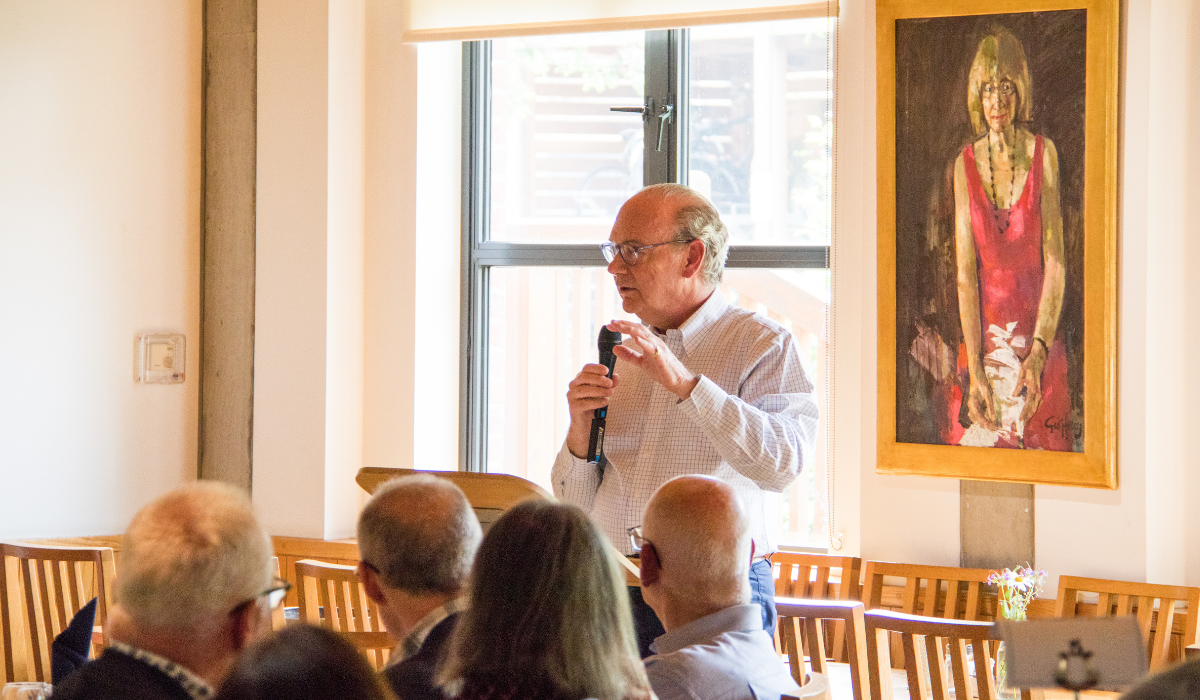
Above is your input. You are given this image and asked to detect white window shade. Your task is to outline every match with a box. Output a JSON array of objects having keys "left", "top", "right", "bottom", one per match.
[{"left": 404, "top": 0, "right": 838, "bottom": 42}]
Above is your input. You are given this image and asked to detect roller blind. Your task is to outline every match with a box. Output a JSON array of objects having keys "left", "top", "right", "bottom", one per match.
[{"left": 404, "top": 0, "right": 838, "bottom": 42}]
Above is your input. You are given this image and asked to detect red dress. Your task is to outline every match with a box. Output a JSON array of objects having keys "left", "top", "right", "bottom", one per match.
[{"left": 949, "top": 135, "right": 1074, "bottom": 451}]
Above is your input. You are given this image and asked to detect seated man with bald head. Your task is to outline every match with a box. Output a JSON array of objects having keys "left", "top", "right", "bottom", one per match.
[
  {"left": 53, "top": 482, "right": 280, "bottom": 700},
  {"left": 356, "top": 474, "right": 483, "bottom": 700},
  {"left": 638, "top": 475, "right": 800, "bottom": 700}
]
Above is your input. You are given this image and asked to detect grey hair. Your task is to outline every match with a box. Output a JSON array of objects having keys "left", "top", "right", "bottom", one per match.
[
  {"left": 356, "top": 475, "right": 482, "bottom": 595},
  {"left": 117, "top": 482, "right": 274, "bottom": 633},
  {"left": 639, "top": 183, "right": 729, "bottom": 285}
]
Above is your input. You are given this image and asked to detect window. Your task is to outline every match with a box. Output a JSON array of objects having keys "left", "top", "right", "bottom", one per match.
[{"left": 461, "top": 19, "right": 833, "bottom": 546}]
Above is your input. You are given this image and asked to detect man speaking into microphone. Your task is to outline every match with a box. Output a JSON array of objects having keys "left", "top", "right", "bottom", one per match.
[{"left": 551, "top": 183, "right": 819, "bottom": 657}]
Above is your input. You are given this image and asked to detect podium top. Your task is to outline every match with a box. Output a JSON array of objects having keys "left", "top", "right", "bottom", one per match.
[{"left": 356, "top": 467, "right": 553, "bottom": 511}]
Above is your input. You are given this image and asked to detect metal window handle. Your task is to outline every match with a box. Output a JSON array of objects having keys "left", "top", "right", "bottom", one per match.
[
  {"left": 655, "top": 104, "right": 673, "bottom": 152},
  {"left": 608, "top": 102, "right": 672, "bottom": 151}
]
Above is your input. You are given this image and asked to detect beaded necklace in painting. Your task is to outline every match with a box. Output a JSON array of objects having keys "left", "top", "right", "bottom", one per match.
[{"left": 985, "top": 132, "right": 1016, "bottom": 234}]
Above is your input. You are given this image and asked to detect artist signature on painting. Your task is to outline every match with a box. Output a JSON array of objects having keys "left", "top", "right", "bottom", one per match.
[{"left": 1044, "top": 416, "right": 1081, "bottom": 441}]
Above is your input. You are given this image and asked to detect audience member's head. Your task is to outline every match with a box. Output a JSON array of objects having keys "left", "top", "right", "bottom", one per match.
[
  {"left": 437, "top": 500, "right": 650, "bottom": 700},
  {"left": 212, "top": 625, "right": 397, "bottom": 700},
  {"left": 356, "top": 474, "right": 482, "bottom": 640},
  {"left": 638, "top": 475, "right": 752, "bottom": 630},
  {"left": 112, "top": 481, "right": 277, "bottom": 684}
]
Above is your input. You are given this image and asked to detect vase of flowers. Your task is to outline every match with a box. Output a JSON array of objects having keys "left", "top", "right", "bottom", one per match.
[{"left": 989, "top": 565, "right": 1047, "bottom": 700}]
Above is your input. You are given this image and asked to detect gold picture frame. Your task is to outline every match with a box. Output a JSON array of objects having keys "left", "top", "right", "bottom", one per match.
[{"left": 876, "top": 0, "right": 1117, "bottom": 487}]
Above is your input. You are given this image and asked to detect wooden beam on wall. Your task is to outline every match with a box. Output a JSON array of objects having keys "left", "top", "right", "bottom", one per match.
[{"left": 200, "top": 0, "right": 257, "bottom": 489}]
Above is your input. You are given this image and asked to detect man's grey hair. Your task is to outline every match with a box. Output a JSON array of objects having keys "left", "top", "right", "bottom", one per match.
[
  {"left": 640, "top": 183, "right": 729, "bottom": 285},
  {"left": 117, "top": 482, "right": 274, "bottom": 633},
  {"left": 357, "top": 475, "right": 482, "bottom": 595}
]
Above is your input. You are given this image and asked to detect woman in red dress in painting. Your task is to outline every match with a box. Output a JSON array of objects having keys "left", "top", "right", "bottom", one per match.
[{"left": 951, "top": 28, "right": 1073, "bottom": 451}]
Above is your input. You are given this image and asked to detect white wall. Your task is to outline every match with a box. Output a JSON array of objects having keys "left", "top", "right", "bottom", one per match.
[
  {"left": 0, "top": 0, "right": 201, "bottom": 537},
  {"left": 362, "top": 9, "right": 462, "bottom": 476},
  {"left": 255, "top": 0, "right": 367, "bottom": 539},
  {"left": 846, "top": 0, "right": 1200, "bottom": 587}
]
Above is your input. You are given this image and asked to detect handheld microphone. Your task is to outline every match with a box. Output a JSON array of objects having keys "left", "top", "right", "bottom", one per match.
[{"left": 587, "top": 327, "right": 622, "bottom": 464}]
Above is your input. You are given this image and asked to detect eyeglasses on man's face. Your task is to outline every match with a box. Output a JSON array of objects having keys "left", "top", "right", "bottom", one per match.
[
  {"left": 628, "top": 525, "right": 647, "bottom": 554},
  {"left": 232, "top": 577, "right": 292, "bottom": 614},
  {"left": 601, "top": 239, "right": 693, "bottom": 267}
]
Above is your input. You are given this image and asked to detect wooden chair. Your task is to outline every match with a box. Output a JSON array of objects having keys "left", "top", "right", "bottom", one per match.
[
  {"left": 0, "top": 541, "right": 116, "bottom": 683},
  {"left": 773, "top": 553, "right": 863, "bottom": 662},
  {"left": 864, "top": 609, "right": 997, "bottom": 700},
  {"left": 294, "top": 559, "right": 393, "bottom": 669},
  {"left": 863, "top": 561, "right": 997, "bottom": 673},
  {"left": 1053, "top": 575, "right": 1200, "bottom": 670},
  {"left": 776, "top": 598, "right": 870, "bottom": 700}
]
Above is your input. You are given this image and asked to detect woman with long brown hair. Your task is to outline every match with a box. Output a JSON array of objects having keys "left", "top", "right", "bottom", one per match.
[{"left": 437, "top": 500, "right": 651, "bottom": 700}]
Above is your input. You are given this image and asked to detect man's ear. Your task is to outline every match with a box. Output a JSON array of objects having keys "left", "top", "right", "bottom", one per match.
[
  {"left": 229, "top": 601, "right": 267, "bottom": 651},
  {"left": 358, "top": 562, "right": 387, "bottom": 605},
  {"left": 680, "top": 239, "right": 706, "bottom": 279},
  {"left": 639, "top": 542, "right": 662, "bottom": 587}
]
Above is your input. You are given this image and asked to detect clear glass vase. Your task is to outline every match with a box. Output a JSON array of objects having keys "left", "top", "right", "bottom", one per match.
[{"left": 996, "top": 640, "right": 1019, "bottom": 700}]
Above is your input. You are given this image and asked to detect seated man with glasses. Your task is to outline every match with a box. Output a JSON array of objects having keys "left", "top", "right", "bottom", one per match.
[
  {"left": 356, "top": 474, "right": 482, "bottom": 700},
  {"left": 53, "top": 482, "right": 279, "bottom": 700},
  {"left": 638, "top": 475, "right": 800, "bottom": 700},
  {"left": 553, "top": 182, "right": 819, "bottom": 656}
]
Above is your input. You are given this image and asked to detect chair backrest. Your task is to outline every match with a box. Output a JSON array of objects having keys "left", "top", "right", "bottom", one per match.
[
  {"left": 1054, "top": 575, "right": 1200, "bottom": 670},
  {"left": 294, "top": 559, "right": 394, "bottom": 670},
  {"left": 864, "top": 609, "right": 997, "bottom": 700},
  {"left": 863, "top": 561, "right": 996, "bottom": 620},
  {"left": 0, "top": 541, "right": 116, "bottom": 683},
  {"left": 774, "top": 552, "right": 863, "bottom": 601},
  {"left": 776, "top": 598, "right": 869, "bottom": 700}
]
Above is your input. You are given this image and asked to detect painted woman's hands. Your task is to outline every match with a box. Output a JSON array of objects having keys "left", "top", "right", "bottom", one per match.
[{"left": 1014, "top": 342, "right": 1047, "bottom": 424}]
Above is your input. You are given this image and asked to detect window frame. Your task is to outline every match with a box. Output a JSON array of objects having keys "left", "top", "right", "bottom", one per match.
[{"left": 459, "top": 30, "right": 832, "bottom": 474}]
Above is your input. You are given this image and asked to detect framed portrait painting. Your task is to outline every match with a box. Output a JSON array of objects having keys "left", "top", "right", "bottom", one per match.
[{"left": 876, "top": 0, "right": 1118, "bottom": 487}]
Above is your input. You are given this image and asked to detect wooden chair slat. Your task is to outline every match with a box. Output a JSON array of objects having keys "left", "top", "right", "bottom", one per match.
[
  {"left": 924, "top": 633, "right": 949, "bottom": 700},
  {"left": 974, "top": 639, "right": 997, "bottom": 700},
  {"left": 1151, "top": 601, "right": 1177, "bottom": 668},
  {"left": 50, "top": 561, "right": 69, "bottom": 637},
  {"left": 900, "top": 629, "right": 928, "bottom": 700},
  {"left": 803, "top": 616, "right": 828, "bottom": 675},
  {"left": 921, "top": 579, "right": 940, "bottom": 617}
]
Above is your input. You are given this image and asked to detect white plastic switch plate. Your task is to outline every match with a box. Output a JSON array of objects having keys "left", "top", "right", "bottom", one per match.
[{"left": 136, "top": 333, "right": 185, "bottom": 384}]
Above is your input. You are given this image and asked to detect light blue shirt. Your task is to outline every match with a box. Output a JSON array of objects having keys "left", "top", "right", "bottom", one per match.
[{"left": 645, "top": 604, "right": 801, "bottom": 700}]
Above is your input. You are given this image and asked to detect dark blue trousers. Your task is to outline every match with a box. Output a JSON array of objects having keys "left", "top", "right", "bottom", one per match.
[{"left": 629, "top": 558, "right": 777, "bottom": 659}]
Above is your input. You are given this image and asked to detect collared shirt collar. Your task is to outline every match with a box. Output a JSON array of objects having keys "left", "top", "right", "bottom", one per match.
[
  {"left": 649, "top": 603, "right": 763, "bottom": 656},
  {"left": 655, "top": 289, "right": 729, "bottom": 358},
  {"left": 108, "top": 640, "right": 213, "bottom": 700},
  {"left": 395, "top": 596, "right": 468, "bottom": 664}
]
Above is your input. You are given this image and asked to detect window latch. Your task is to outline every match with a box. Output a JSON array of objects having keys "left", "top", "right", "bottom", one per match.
[
  {"left": 654, "top": 103, "right": 673, "bottom": 152},
  {"left": 609, "top": 100, "right": 672, "bottom": 152}
]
